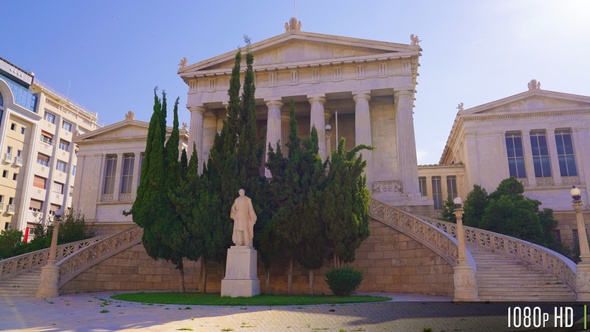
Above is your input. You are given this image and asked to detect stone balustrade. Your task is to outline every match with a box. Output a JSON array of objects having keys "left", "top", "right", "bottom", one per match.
[
  {"left": 369, "top": 198, "right": 477, "bottom": 270},
  {"left": 418, "top": 214, "right": 577, "bottom": 290},
  {"left": 57, "top": 226, "right": 143, "bottom": 288},
  {"left": 0, "top": 235, "right": 107, "bottom": 280}
]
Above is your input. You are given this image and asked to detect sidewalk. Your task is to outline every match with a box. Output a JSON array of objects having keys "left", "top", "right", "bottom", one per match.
[{"left": 0, "top": 292, "right": 585, "bottom": 331}]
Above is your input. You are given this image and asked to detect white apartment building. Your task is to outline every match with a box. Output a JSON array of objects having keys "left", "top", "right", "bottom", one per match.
[{"left": 0, "top": 57, "right": 99, "bottom": 239}]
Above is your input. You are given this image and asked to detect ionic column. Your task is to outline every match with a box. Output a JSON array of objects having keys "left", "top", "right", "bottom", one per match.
[
  {"left": 395, "top": 90, "right": 420, "bottom": 196},
  {"left": 308, "top": 96, "right": 326, "bottom": 160},
  {"left": 281, "top": 112, "right": 291, "bottom": 156},
  {"left": 189, "top": 106, "right": 206, "bottom": 173},
  {"left": 521, "top": 131, "right": 536, "bottom": 187},
  {"left": 325, "top": 112, "right": 332, "bottom": 158},
  {"left": 112, "top": 153, "right": 123, "bottom": 201},
  {"left": 265, "top": 100, "right": 283, "bottom": 177},
  {"left": 546, "top": 128, "right": 562, "bottom": 186},
  {"left": 130, "top": 153, "right": 141, "bottom": 199},
  {"left": 353, "top": 92, "right": 373, "bottom": 184}
]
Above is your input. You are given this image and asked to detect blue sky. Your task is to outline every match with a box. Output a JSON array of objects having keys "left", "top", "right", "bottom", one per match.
[{"left": 2, "top": 0, "right": 588, "bottom": 165}]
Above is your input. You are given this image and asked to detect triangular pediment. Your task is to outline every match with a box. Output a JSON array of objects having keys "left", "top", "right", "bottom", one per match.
[
  {"left": 462, "top": 89, "right": 590, "bottom": 117},
  {"left": 74, "top": 119, "right": 149, "bottom": 144},
  {"left": 179, "top": 30, "right": 420, "bottom": 77}
]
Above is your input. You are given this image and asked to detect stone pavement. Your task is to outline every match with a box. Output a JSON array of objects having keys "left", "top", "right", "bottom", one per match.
[{"left": 0, "top": 292, "right": 587, "bottom": 331}]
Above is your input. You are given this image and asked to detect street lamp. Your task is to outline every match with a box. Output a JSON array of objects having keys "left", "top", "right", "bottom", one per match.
[
  {"left": 453, "top": 197, "right": 467, "bottom": 265},
  {"left": 571, "top": 186, "right": 590, "bottom": 263},
  {"left": 36, "top": 208, "right": 63, "bottom": 298},
  {"left": 47, "top": 208, "right": 64, "bottom": 265}
]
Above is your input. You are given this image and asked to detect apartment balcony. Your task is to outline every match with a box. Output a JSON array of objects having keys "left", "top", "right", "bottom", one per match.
[
  {"left": 3, "top": 153, "right": 13, "bottom": 164},
  {"left": 7, "top": 204, "right": 16, "bottom": 215},
  {"left": 14, "top": 156, "right": 23, "bottom": 167}
]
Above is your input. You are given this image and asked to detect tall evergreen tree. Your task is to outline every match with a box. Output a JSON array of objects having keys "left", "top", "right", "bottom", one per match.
[
  {"left": 463, "top": 185, "right": 488, "bottom": 227},
  {"left": 322, "top": 138, "right": 372, "bottom": 267},
  {"left": 126, "top": 90, "right": 185, "bottom": 291}
]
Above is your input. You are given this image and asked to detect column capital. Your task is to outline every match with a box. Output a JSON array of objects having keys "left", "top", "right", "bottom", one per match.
[
  {"left": 394, "top": 90, "right": 414, "bottom": 99},
  {"left": 265, "top": 100, "right": 283, "bottom": 108},
  {"left": 352, "top": 92, "right": 371, "bottom": 102},
  {"left": 308, "top": 95, "right": 326, "bottom": 104},
  {"left": 189, "top": 105, "right": 207, "bottom": 114}
]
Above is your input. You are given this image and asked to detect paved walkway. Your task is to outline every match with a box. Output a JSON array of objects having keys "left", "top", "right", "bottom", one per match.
[{"left": 0, "top": 292, "right": 586, "bottom": 331}]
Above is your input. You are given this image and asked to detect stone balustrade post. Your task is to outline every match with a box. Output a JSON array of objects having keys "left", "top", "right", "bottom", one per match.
[
  {"left": 574, "top": 198, "right": 590, "bottom": 301},
  {"left": 453, "top": 203, "right": 479, "bottom": 301},
  {"left": 36, "top": 219, "right": 61, "bottom": 298}
]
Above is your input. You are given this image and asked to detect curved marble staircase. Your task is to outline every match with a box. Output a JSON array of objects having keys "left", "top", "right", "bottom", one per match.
[
  {"left": 469, "top": 245, "right": 576, "bottom": 301},
  {"left": 0, "top": 199, "right": 579, "bottom": 301}
]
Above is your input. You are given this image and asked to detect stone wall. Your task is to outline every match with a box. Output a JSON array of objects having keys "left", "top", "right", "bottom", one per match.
[
  {"left": 553, "top": 210, "right": 590, "bottom": 248},
  {"left": 61, "top": 218, "right": 454, "bottom": 296}
]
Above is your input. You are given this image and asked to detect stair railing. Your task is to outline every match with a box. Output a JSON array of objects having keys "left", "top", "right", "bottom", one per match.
[
  {"left": 0, "top": 235, "right": 108, "bottom": 280},
  {"left": 56, "top": 226, "right": 143, "bottom": 288},
  {"left": 369, "top": 198, "right": 477, "bottom": 270},
  {"left": 418, "top": 214, "right": 576, "bottom": 289}
]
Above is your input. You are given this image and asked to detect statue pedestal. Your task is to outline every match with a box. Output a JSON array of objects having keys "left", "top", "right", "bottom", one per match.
[{"left": 221, "top": 246, "right": 260, "bottom": 297}]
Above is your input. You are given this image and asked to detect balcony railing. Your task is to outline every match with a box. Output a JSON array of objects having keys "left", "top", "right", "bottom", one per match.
[
  {"left": 14, "top": 156, "right": 23, "bottom": 167},
  {"left": 3, "top": 153, "right": 13, "bottom": 164},
  {"left": 6, "top": 204, "right": 16, "bottom": 215}
]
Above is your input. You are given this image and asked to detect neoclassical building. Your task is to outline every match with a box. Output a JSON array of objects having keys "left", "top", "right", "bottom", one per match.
[
  {"left": 71, "top": 113, "right": 188, "bottom": 233},
  {"left": 0, "top": 57, "right": 99, "bottom": 237},
  {"left": 418, "top": 80, "right": 590, "bottom": 245},
  {"left": 178, "top": 19, "right": 431, "bottom": 211}
]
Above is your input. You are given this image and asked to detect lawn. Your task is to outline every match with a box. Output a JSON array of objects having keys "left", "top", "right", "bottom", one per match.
[{"left": 111, "top": 292, "right": 390, "bottom": 306}]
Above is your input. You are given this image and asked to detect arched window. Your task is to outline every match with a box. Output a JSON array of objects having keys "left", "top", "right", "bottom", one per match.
[{"left": 0, "top": 92, "right": 4, "bottom": 107}]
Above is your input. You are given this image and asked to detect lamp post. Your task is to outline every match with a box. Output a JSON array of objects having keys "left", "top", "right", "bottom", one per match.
[
  {"left": 453, "top": 197, "right": 467, "bottom": 265},
  {"left": 571, "top": 186, "right": 590, "bottom": 301},
  {"left": 36, "top": 208, "right": 63, "bottom": 298},
  {"left": 451, "top": 197, "right": 478, "bottom": 301},
  {"left": 571, "top": 186, "right": 590, "bottom": 263}
]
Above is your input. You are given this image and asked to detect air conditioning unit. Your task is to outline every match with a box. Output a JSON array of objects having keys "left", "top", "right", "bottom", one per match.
[
  {"left": 14, "top": 156, "right": 23, "bottom": 167},
  {"left": 7, "top": 204, "right": 16, "bottom": 215},
  {"left": 3, "top": 153, "right": 13, "bottom": 164}
]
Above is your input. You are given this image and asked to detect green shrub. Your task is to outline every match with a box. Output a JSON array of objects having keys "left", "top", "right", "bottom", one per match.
[{"left": 324, "top": 267, "right": 363, "bottom": 296}]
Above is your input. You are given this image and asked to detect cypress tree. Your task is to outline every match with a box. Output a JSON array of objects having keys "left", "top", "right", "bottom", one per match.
[{"left": 322, "top": 138, "right": 372, "bottom": 267}]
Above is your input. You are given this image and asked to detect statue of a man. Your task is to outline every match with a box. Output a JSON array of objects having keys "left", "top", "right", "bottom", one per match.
[{"left": 230, "top": 189, "right": 257, "bottom": 247}]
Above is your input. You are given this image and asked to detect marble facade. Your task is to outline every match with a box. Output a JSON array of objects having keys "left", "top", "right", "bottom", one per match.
[{"left": 179, "top": 21, "right": 430, "bottom": 209}]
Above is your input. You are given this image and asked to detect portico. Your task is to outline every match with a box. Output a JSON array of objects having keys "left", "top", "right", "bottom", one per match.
[{"left": 179, "top": 21, "right": 430, "bottom": 209}]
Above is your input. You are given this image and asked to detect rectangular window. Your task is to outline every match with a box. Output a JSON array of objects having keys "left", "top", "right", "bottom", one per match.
[
  {"left": 505, "top": 132, "right": 527, "bottom": 178},
  {"left": 72, "top": 165, "right": 76, "bottom": 176},
  {"left": 44, "top": 111, "right": 56, "bottom": 124},
  {"left": 120, "top": 153, "right": 135, "bottom": 194},
  {"left": 530, "top": 130, "right": 551, "bottom": 178},
  {"left": 33, "top": 175, "right": 47, "bottom": 189},
  {"left": 62, "top": 120, "right": 72, "bottom": 132},
  {"left": 37, "top": 153, "right": 50, "bottom": 166},
  {"left": 29, "top": 199, "right": 43, "bottom": 211},
  {"left": 432, "top": 176, "right": 443, "bottom": 209},
  {"left": 555, "top": 128, "right": 578, "bottom": 177},
  {"left": 6, "top": 146, "right": 12, "bottom": 154},
  {"left": 59, "top": 140, "right": 70, "bottom": 151},
  {"left": 446, "top": 176, "right": 458, "bottom": 200},
  {"left": 20, "top": 126, "right": 25, "bottom": 135},
  {"left": 2, "top": 170, "right": 8, "bottom": 178},
  {"left": 103, "top": 155, "right": 117, "bottom": 195},
  {"left": 10, "top": 123, "right": 16, "bottom": 130},
  {"left": 12, "top": 173, "right": 17, "bottom": 181},
  {"left": 56, "top": 160, "right": 67, "bottom": 172},
  {"left": 40, "top": 131, "right": 53, "bottom": 145},
  {"left": 53, "top": 182, "right": 64, "bottom": 195},
  {"left": 49, "top": 204, "right": 61, "bottom": 216},
  {"left": 418, "top": 177, "right": 427, "bottom": 197}
]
